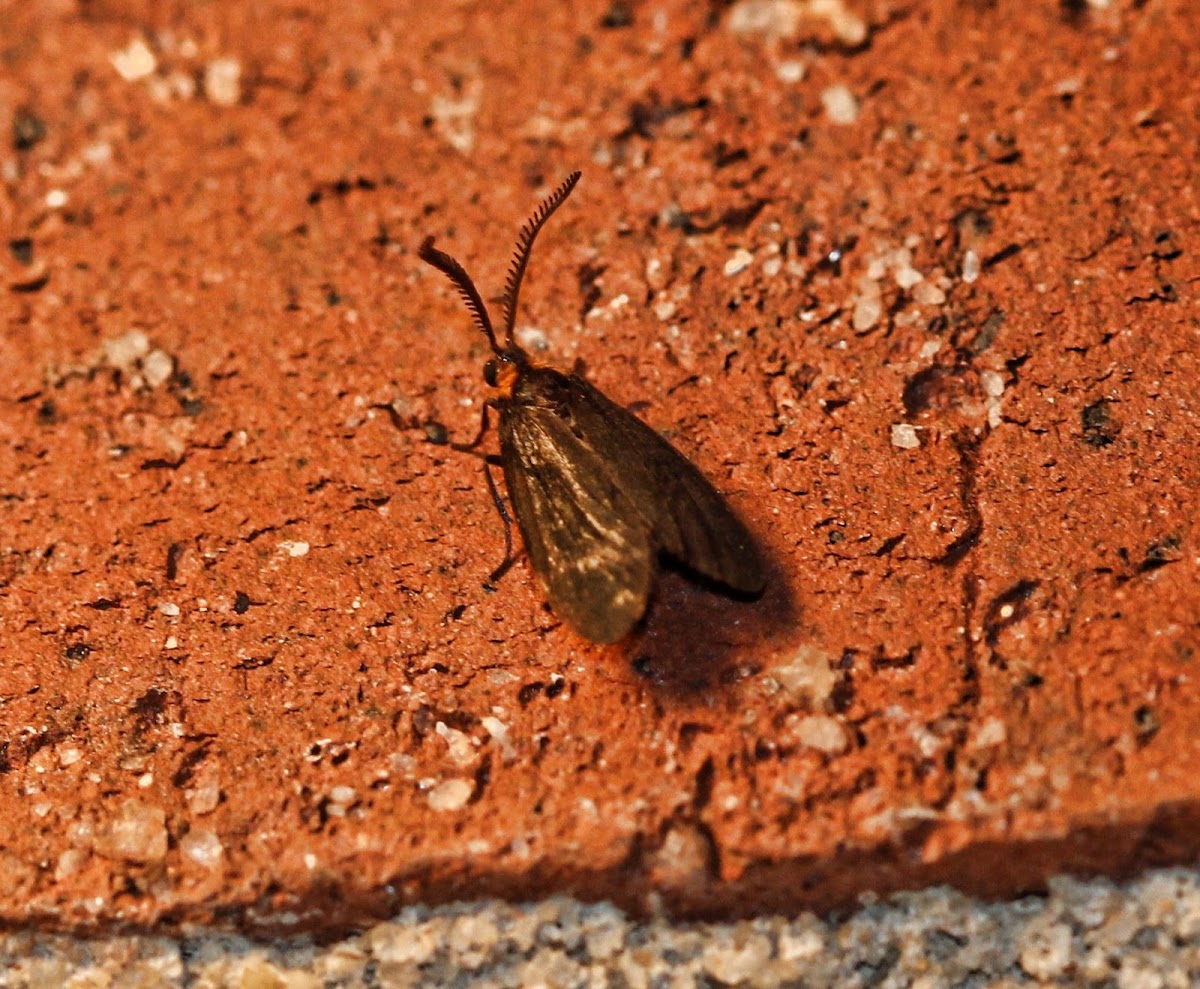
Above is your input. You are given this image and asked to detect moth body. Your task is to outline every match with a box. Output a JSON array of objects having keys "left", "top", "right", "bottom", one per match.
[{"left": 419, "top": 172, "right": 765, "bottom": 642}]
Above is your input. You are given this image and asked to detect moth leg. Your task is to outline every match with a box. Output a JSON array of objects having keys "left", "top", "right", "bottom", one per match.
[
  {"left": 451, "top": 401, "right": 497, "bottom": 457},
  {"left": 481, "top": 460, "right": 520, "bottom": 590}
]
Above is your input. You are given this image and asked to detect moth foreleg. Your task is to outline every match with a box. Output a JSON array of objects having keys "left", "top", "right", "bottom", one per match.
[
  {"left": 451, "top": 400, "right": 499, "bottom": 457},
  {"left": 481, "top": 460, "right": 520, "bottom": 590}
]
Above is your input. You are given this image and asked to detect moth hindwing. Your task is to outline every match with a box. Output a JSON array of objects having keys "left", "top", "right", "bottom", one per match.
[{"left": 419, "top": 172, "right": 765, "bottom": 642}]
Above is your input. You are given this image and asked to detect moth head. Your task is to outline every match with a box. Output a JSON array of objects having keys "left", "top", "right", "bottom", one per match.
[{"left": 483, "top": 352, "right": 521, "bottom": 396}]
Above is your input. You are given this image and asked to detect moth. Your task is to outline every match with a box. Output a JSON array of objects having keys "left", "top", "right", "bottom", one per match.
[{"left": 419, "top": 171, "right": 765, "bottom": 643}]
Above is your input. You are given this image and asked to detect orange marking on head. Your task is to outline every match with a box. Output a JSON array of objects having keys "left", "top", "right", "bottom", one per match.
[{"left": 494, "top": 360, "right": 520, "bottom": 399}]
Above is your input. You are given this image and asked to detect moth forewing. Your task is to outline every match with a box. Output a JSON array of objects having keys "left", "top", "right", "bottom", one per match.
[
  {"left": 499, "top": 401, "right": 654, "bottom": 643},
  {"left": 532, "top": 369, "right": 767, "bottom": 596}
]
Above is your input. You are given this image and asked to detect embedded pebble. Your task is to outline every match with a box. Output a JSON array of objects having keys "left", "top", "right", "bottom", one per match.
[
  {"left": 973, "top": 717, "right": 1008, "bottom": 748},
  {"left": 724, "top": 248, "right": 754, "bottom": 276},
  {"left": 186, "top": 774, "right": 221, "bottom": 815},
  {"left": 103, "top": 330, "right": 151, "bottom": 370},
  {"left": 110, "top": 37, "right": 157, "bottom": 82},
  {"left": 913, "top": 280, "right": 947, "bottom": 306},
  {"left": 981, "top": 369, "right": 1005, "bottom": 398},
  {"left": 822, "top": 84, "right": 859, "bottom": 125},
  {"left": 727, "top": 0, "right": 866, "bottom": 45},
  {"left": 427, "top": 778, "right": 473, "bottom": 811},
  {"left": 204, "top": 57, "right": 242, "bottom": 106},
  {"left": 329, "top": 786, "right": 357, "bottom": 806},
  {"left": 141, "top": 349, "right": 175, "bottom": 388},
  {"left": 436, "top": 722, "right": 478, "bottom": 767},
  {"left": 180, "top": 829, "right": 224, "bottom": 868},
  {"left": 852, "top": 275, "right": 884, "bottom": 332},
  {"left": 891, "top": 423, "right": 921, "bottom": 449},
  {"left": 727, "top": 0, "right": 803, "bottom": 37},
  {"left": 776, "top": 59, "right": 806, "bottom": 83},
  {"left": 770, "top": 646, "right": 839, "bottom": 707},
  {"left": 792, "top": 714, "right": 849, "bottom": 754},
  {"left": 93, "top": 799, "right": 168, "bottom": 864},
  {"left": 962, "top": 248, "right": 981, "bottom": 283}
]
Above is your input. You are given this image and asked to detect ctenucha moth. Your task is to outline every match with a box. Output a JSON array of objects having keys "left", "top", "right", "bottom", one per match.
[{"left": 419, "top": 172, "right": 765, "bottom": 642}]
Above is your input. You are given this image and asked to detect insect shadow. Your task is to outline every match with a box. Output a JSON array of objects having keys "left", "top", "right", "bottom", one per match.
[
  {"left": 616, "top": 543, "right": 798, "bottom": 697},
  {"left": 420, "top": 171, "right": 792, "bottom": 676}
]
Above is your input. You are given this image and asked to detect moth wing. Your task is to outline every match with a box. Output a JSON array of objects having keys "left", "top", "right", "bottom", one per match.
[
  {"left": 561, "top": 376, "right": 766, "bottom": 595},
  {"left": 500, "top": 405, "right": 654, "bottom": 643}
]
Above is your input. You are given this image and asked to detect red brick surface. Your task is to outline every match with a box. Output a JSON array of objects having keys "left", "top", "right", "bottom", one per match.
[{"left": 0, "top": 0, "right": 1197, "bottom": 932}]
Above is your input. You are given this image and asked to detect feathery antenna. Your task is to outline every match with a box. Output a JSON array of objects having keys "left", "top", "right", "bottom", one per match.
[
  {"left": 418, "top": 236, "right": 499, "bottom": 352},
  {"left": 500, "top": 171, "right": 582, "bottom": 347}
]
